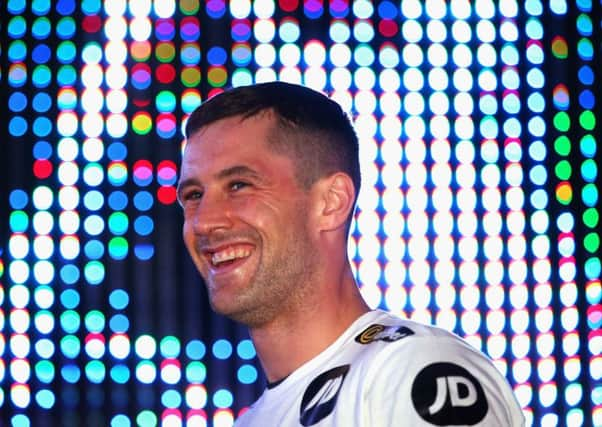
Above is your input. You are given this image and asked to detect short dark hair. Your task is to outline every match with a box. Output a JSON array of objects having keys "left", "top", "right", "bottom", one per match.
[{"left": 185, "top": 82, "right": 361, "bottom": 196}]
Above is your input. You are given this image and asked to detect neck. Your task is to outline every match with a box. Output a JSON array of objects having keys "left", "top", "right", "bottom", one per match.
[{"left": 249, "top": 266, "right": 370, "bottom": 383}]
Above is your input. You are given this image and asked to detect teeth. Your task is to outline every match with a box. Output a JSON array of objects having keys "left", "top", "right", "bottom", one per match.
[{"left": 211, "top": 247, "right": 251, "bottom": 266}]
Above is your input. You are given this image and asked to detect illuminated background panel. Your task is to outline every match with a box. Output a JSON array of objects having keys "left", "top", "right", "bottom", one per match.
[{"left": 1, "top": 1, "right": 600, "bottom": 426}]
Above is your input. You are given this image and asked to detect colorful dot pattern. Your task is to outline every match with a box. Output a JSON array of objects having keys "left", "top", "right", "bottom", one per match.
[{"left": 2, "top": 1, "right": 600, "bottom": 426}]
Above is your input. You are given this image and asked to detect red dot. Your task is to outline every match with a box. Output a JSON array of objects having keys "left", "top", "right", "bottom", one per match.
[
  {"left": 33, "top": 159, "right": 53, "bottom": 179},
  {"left": 82, "top": 15, "right": 102, "bottom": 33},
  {"left": 279, "top": 0, "right": 299, "bottom": 12},
  {"left": 207, "top": 88, "right": 224, "bottom": 99},
  {"left": 156, "top": 64, "right": 176, "bottom": 84},
  {"left": 157, "top": 186, "right": 177, "bottom": 205},
  {"left": 378, "top": 19, "right": 398, "bottom": 38}
]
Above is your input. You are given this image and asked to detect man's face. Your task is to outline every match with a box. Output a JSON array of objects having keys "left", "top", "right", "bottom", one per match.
[{"left": 178, "top": 113, "right": 318, "bottom": 327}]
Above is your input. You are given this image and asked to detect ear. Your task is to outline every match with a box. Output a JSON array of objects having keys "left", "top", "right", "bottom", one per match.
[{"left": 312, "top": 172, "right": 356, "bottom": 232}]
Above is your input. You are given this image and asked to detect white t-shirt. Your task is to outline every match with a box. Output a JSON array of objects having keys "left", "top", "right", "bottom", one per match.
[{"left": 235, "top": 310, "right": 524, "bottom": 426}]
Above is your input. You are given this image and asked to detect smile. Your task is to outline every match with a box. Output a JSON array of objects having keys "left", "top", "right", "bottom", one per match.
[{"left": 211, "top": 246, "right": 253, "bottom": 266}]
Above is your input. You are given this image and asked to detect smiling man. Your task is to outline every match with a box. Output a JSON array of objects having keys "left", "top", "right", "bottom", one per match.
[{"left": 177, "top": 82, "right": 524, "bottom": 426}]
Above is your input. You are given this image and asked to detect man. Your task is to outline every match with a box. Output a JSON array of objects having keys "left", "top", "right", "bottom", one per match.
[{"left": 177, "top": 82, "right": 524, "bottom": 426}]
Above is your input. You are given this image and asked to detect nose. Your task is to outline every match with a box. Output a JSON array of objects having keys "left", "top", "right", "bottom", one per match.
[{"left": 189, "top": 193, "right": 233, "bottom": 235}]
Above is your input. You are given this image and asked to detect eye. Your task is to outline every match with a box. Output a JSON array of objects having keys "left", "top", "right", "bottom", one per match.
[
  {"left": 230, "top": 181, "right": 250, "bottom": 191},
  {"left": 182, "top": 189, "right": 203, "bottom": 202}
]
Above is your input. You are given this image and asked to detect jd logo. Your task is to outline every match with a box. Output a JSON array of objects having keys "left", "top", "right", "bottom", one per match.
[
  {"left": 299, "top": 365, "right": 350, "bottom": 426},
  {"left": 411, "top": 362, "right": 488, "bottom": 425}
]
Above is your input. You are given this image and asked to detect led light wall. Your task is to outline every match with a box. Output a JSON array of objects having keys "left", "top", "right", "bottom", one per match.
[{"left": 1, "top": 0, "right": 600, "bottom": 426}]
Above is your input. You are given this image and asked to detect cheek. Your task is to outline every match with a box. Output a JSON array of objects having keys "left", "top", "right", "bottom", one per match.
[{"left": 182, "top": 220, "right": 196, "bottom": 247}]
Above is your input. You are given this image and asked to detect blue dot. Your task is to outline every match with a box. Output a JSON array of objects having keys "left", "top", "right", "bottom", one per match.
[
  {"left": 207, "top": 47, "right": 227, "bottom": 65},
  {"left": 109, "top": 289, "right": 130, "bottom": 310},
  {"left": 57, "top": 66, "right": 77, "bottom": 85},
  {"left": 8, "top": 40, "right": 27, "bottom": 61},
  {"left": 110, "top": 365, "right": 130, "bottom": 384},
  {"left": 57, "top": 17, "right": 76, "bottom": 38},
  {"left": 185, "top": 340, "right": 206, "bottom": 359},
  {"left": 60, "top": 264, "right": 80, "bottom": 285},
  {"left": 133, "top": 191, "right": 154, "bottom": 211},
  {"left": 107, "top": 142, "right": 127, "bottom": 160},
  {"left": 84, "top": 240, "right": 105, "bottom": 259},
  {"left": 33, "top": 117, "right": 52, "bottom": 136},
  {"left": 134, "top": 216, "right": 154, "bottom": 236},
  {"left": 7, "top": 0, "right": 27, "bottom": 14},
  {"left": 578, "top": 65, "right": 593, "bottom": 85},
  {"left": 84, "top": 191, "right": 105, "bottom": 211},
  {"left": 378, "top": 1, "right": 397, "bottom": 19},
  {"left": 108, "top": 191, "right": 128, "bottom": 210},
  {"left": 8, "top": 16, "right": 27, "bottom": 38},
  {"left": 31, "top": 44, "right": 51, "bottom": 64},
  {"left": 32, "top": 93, "right": 52, "bottom": 113},
  {"left": 237, "top": 364, "right": 258, "bottom": 384},
  {"left": 236, "top": 339, "right": 256, "bottom": 360},
  {"left": 9, "top": 189, "right": 28, "bottom": 209},
  {"left": 9, "top": 116, "right": 28, "bottom": 137},
  {"left": 212, "top": 389, "right": 233, "bottom": 408},
  {"left": 161, "top": 390, "right": 182, "bottom": 408},
  {"left": 81, "top": 0, "right": 102, "bottom": 14},
  {"left": 9, "top": 92, "right": 27, "bottom": 112},
  {"left": 57, "top": 42, "right": 77, "bottom": 64},
  {"left": 32, "top": 19, "right": 52, "bottom": 39},
  {"left": 109, "top": 314, "right": 129, "bottom": 333},
  {"left": 578, "top": 90, "right": 595, "bottom": 109},
  {"left": 213, "top": 339, "right": 233, "bottom": 359},
  {"left": 134, "top": 244, "right": 154, "bottom": 260},
  {"left": 61, "top": 364, "right": 81, "bottom": 383},
  {"left": 33, "top": 140, "right": 52, "bottom": 159},
  {"left": 56, "top": 0, "right": 76, "bottom": 15},
  {"left": 60, "top": 289, "right": 80, "bottom": 309},
  {"left": 32, "top": 0, "right": 51, "bottom": 15}
]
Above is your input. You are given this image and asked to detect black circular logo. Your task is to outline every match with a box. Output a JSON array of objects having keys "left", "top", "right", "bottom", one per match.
[{"left": 411, "top": 362, "right": 488, "bottom": 425}]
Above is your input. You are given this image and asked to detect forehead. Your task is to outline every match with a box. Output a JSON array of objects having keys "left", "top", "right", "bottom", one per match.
[{"left": 180, "top": 113, "right": 292, "bottom": 180}]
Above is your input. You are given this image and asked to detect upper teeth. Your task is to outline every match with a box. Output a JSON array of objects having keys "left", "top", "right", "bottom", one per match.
[{"left": 211, "top": 247, "right": 251, "bottom": 265}]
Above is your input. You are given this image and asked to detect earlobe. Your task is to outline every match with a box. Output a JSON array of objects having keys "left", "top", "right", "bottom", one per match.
[{"left": 318, "top": 173, "right": 355, "bottom": 231}]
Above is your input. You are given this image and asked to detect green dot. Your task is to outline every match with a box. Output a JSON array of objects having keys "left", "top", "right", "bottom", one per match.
[
  {"left": 156, "top": 90, "right": 176, "bottom": 112},
  {"left": 108, "top": 212, "right": 129, "bottom": 235},
  {"left": 579, "top": 110, "right": 596, "bottom": 131},
  {"left": 136, "top": 410, "right": 158, "bottom": 427},
  {"left": 185, "top": 361, "right": 207, "bottom": 383},
  {"left": 85, "top": 310, "right": 105, "bottom": 332},
  {"left": 553, "top": 112, "right": 570, "bottom": 132},
  {"left": 10, "top": 211, "right": 29, "bottom": 232},
  {"left": 109, "top": 237, "right": 129, "bottom": 260},
  {"left": 35, "top": 360, "right": 56, "bottom": 383},
  {"left": 583, "top": 208, "right": 599, "bottom": 228},
  {"left": 584, "top": 233, "right": 600, "bottom": 254},
  {"left": 555, "top": 160, "right": 572, "bottom": 180},
  {"left": 554, "top": 136, "right": 571, "bottom": 156},
  {"left": 84, "top": 260, "right": 105, "bottom": 285}
]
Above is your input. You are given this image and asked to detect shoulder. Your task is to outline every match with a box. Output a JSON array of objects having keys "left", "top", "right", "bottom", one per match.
[{"left": 351, "top": 311, "right": 524, "bottom": 426}]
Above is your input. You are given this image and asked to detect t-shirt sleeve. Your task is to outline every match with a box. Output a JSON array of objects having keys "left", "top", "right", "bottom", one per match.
[{"left": 363, "top": 336, "right": 525, "bottom": 427}]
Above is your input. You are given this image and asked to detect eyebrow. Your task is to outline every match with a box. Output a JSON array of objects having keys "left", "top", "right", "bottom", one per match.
[{"left": 176, "top": 165, "right": 262, "bottom": 201}]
